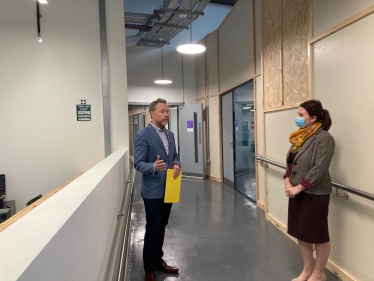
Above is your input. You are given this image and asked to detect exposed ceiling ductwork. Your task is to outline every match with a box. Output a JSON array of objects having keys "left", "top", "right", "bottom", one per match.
[{"left": 125, "top": 0, "right": 211, "bottom": 48}]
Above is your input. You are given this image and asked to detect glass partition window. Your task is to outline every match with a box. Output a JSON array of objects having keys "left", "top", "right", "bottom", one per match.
[{"left": 233, "top": 81, "right": 256, "bottom": 201}]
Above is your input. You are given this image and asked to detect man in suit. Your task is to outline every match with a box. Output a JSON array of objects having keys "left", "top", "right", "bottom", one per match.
[{"left": 134, "top": 98, "right": 181, "bottom": 281}]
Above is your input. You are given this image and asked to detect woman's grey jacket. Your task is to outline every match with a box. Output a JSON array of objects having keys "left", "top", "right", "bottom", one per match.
[{"left": 284, "top": 129, "right": 335, "bottom": 195}]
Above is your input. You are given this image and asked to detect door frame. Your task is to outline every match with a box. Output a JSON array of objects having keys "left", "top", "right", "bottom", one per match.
[
  {"left": 220, "top": 80, "right": 256, "bottom": 203},
  {"left": 220, "top": 91, "right": 236, "bottom": 188}
]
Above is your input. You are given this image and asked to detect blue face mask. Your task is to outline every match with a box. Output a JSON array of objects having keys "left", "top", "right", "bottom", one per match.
[{"left": 295, "top": 117, "right": 306, "bottom": 128}]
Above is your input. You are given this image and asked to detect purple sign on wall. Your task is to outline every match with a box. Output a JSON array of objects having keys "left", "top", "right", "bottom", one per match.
[{"left": 187, "top": 120, "right": 194, "bottom": 132}]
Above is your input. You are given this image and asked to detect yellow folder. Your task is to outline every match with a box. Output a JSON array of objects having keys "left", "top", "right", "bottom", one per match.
[{"left": 164, "top": 169, "right": 182, "bottom": 203}]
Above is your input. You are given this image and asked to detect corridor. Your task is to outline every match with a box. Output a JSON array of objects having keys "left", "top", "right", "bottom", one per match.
[{"left": 127, "top": 174, "right": 341, "bottom": 281}]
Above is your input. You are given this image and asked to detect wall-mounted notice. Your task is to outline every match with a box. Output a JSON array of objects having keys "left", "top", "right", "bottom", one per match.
[
  {"left": 235, "top": 119, "right": 239, "bottom": 131},
  {"left": 187, "top": 120, "right": 194, "bottom": 132},
  {"left": 76, "top": 99, "right": 91, "bottom": 121}
]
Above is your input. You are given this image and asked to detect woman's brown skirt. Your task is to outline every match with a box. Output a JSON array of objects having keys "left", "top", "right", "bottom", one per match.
[{"left": 287, "top": 192, "right": 330, "bottom": 244}]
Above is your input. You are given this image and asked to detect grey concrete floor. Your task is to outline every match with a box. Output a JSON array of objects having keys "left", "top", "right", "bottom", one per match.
[
  {"left": 235, "top": 169, "right": 256, "bottom": 202},
  {"left": 127, "top": 173, "right": 341, "bottom": 281}
]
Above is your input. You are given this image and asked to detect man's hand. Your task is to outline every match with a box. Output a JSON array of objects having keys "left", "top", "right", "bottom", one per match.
[
  {"left": 172, "top": 163, "right": 181, "bottom": 179},
  {"left": 154, "top": 155, "right": 166, "bottom": 172}
]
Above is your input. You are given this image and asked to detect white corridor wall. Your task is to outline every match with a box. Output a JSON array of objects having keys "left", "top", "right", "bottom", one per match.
[{"left": 0, "top": 0, "right": 129, "bottom": 211}]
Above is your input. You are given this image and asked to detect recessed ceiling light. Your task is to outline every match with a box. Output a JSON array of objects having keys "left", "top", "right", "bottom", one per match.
[{"left": 243, "top": 106, "right": 251, "bottom": 109}]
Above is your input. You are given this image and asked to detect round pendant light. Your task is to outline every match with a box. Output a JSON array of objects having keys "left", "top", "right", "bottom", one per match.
[
  {"left": 154, "top": 46, "right": 172, "bottom": 85},
  {"left": 177, "top": 0, "right": 206, "bottom": 55},
  {"left": 177, "top": 43, "right": 206, "bottom": 54}
]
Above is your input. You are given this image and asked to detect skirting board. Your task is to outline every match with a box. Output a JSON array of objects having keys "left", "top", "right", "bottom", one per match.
[
  {"left": 265, "top": 213, "right": 356, "bottom": 281},
  {"left": 205, "top": 174, "right": 222, "bottom": 182},
  {"left": 257, "top": 201, "right": 265, "bottom": 211}
]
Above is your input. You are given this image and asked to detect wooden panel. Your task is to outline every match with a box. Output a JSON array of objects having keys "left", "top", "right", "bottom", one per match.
[
  {"left": 262, "top": 0, "right": 282, "bottom": 110},
  {"left": 195, "top": 39, "right": 206, "bottom": 100},
  {"left": 264, "top": 108, "right": 296, "bottom": 228},
  {"left": 206, "top": 31, "right": 219, "bottom": 97},
  {"left": 207, "top": 96, "right": 221, "bottom": 179},
  {"left": 313, "top": 0, "right": 374, "bottom": 37},
  {"left": 255, "top": 75, "right": 265, "bottom": 203},
  {"left": 219, "top": 0, "right": 254, "bottom": 94},
  {"left": 311, "top": 4, "right": 374, "bottom": 44},
  {"left": 282, "top": 0, "right": 308, "bottom": 106},
  {"left": 314, "top": 16, "right": 374, "bottom": 281}
]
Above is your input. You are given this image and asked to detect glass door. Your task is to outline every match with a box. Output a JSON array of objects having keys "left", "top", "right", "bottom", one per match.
[
  {"left": 233, "top": 81, "right": 256, "bottom": 201},
  {"left": 221, "top": 92, "right": 235, "bottom": 188}
]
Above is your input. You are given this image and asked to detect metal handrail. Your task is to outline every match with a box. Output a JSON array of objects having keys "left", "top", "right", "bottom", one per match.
[
  {"left": 116, "top": 157, "right": 136, "bottom": 281},
  {"left": 255, "top": 155, "right": 374, "bottom": 202}
]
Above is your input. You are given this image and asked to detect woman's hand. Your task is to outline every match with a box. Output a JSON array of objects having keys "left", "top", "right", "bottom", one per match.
[
  {"left": 284, "top": 177, "right": 293, "bottom": 197},
  {"left": 288, "top": 184, "right": 305, "bottom": 198},
  {"left": 285, "top": 179, "right": 305, "bottom": 198}
]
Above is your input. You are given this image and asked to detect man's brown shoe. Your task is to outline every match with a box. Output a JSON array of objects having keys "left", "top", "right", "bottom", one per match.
[
  {"left": 145, "top": 272, "right": 156, "bottom": 281},
  {"left": 158, "top": 259, "right": 179, "bottom": 274}
]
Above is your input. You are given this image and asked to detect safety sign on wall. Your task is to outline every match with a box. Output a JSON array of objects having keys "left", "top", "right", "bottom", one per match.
[
  {"left": 76, "top": 99, "right": 91, "bottom": 121},
  {"left": 187, "top": 120, "right": 194, "bottom": 132}
]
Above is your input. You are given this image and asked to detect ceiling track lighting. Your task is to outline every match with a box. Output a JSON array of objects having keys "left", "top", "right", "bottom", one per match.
[
  {"left": 177, "top": 0, "right": 206, "bottom": 55},
  {"left": 36, "top": 0, "right": 48, "bottom": 43},
  {"left": 154, "top": 46, "right": 172, "bottom": 85}
]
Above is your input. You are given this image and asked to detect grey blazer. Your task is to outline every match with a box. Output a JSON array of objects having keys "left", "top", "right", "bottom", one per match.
[{"left": 285, "top": 129, "right": 335, "bottom": 195}]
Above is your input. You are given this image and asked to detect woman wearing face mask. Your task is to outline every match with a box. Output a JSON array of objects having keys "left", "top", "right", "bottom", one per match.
[{"left": 284, "top": 99, "right": 335, "bottom": 281}]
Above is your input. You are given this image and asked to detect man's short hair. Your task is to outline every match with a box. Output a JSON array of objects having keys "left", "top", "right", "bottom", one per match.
[{"left": 149, "top": 98, "right": 167, "bottom": 118}]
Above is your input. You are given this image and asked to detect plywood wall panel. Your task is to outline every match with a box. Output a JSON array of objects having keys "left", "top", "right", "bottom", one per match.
[
  {"left": 282, "top": 0, "right": 308, "bottom": 106},
  {"left": 262, "top": 0, "right": 282, "bottom": 110}
]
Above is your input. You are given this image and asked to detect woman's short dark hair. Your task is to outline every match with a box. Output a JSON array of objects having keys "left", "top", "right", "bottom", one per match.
[{"left": 300, "top": 99, "right": 332, "bottom": 131}]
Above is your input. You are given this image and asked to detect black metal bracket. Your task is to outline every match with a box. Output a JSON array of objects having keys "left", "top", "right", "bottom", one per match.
[
  {"left": 36, "top": 1, "right": 43, "bottom": 43},
  {"left": 336, "top": 188, "right": 349, "bottom": 200}
]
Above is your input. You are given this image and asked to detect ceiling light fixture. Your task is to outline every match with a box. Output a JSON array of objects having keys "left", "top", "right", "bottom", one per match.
[
  {"left": 243, "top": 106, "right": 251, "bottom": 109},
  {"left": 36, "top": 0, "right": 47, "bottom": 44},
  {"left": 177, "top": 0, "right": 206, "bottom": 55},
  {"left": 154, "top": 46, "right": 172, "bottom": 85},
  {"left": 250, "top": 109, "right": 255, "bottom": 112}
]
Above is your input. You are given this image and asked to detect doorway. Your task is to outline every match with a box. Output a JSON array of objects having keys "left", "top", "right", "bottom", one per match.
[{"left": 221, "top": 81, "right": 256, "bottom": 202}]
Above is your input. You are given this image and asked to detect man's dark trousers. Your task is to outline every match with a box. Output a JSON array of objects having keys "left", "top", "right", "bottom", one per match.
[{"left": 143, "top": 198, "right": 173, "bottom": 272}]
